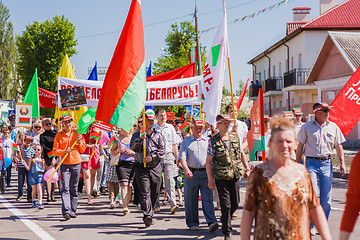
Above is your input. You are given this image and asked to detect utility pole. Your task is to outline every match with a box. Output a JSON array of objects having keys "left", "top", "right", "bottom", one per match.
[{"left": 194, "top": 0, "right": 202, "bottom": 76}]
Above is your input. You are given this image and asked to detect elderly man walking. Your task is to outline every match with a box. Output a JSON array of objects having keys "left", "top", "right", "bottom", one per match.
[
  {"left": 296, "top": 102, "right": 346, "bottom": 235},
  {"left": 178, "top": 117, "right": 218, "bottom": 232}
]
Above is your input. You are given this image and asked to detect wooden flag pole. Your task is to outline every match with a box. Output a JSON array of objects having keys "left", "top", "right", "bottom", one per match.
[
  {"left": 22, "top": 128, "right": 25, "bottom": 144},
  {"left": 90, "top": 137, "right": 100, "bottom": 159},
  {"left": 57, "top": 106, "right": 61, "bottom": 131},
  {"left": 46, "top": 140, "right": 77, "bottom": 182},
  {"left": 227, "top": 58, "right": 237, "bottom": 128},
  {"left": 142, "top": 108, "right": 146, "bottom": 168}
]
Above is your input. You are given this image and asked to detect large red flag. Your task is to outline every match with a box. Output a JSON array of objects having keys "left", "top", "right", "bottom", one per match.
[
  {"left": 95, "top": 0, "right": 145, "bottom": 132},
  {"left": 146, "top": 63, "right": 195, "bottom": 82},
  {"left": 247, "top": 88, "right": 265, "bottom": 161},
  {"left": 235, "top": 78, "right": 249, "bottom": 112},
  {"left": 329, "top": 67, "right": 360, "bottom": 136}
]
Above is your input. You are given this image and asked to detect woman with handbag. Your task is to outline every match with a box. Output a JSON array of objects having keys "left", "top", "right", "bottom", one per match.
[
  {"left": 111, "top": 128, "right": 135, "bottom": 214},
  {"left": 81, "top": 124, "right": 100, "bottom": 205}
]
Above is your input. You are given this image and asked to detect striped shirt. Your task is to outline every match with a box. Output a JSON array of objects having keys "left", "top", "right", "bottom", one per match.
[{"left": 18, "top": 146, "right": 35, "bottom": 168}]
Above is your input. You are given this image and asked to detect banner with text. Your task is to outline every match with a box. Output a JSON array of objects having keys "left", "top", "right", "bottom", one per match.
[
  {"left": 329, "top": 67, "right": 360, "bottom": 136},
  {"left": 58, "top": 76, "right": 203, "bottom": 107}
]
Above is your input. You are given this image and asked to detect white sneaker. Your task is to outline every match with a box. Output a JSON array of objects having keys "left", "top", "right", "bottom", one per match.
[{"left": 310, "top": 228, "right": 316, "bottom": 236}]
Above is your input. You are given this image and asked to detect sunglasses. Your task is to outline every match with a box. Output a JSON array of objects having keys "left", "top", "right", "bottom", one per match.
[
  {"left": 322, "top": 108, "right": 330, "bottom": 113},
  {"left": 34, "top": 148, "right": 41, "bottom": 151},
  {"left": 34, "top": 126, "right": 42, "bottom": 129},
  {"left": 44, "top": 123, "right": 52, "bottom": 126}
]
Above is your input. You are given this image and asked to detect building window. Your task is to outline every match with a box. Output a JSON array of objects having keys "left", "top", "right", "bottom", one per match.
[
  {"left": 327, "top": 91, "right": 335, "bottom": 104},
  {"left": 279, "top": 63, "right": 282, "bottom": 76},
  {"left": 269, "top": 103, "right": 271, "bottom": 115},
  {"left": 298, "top": 53, "right": 302, "bottom": 69},
  {"left": 286, "top": 100, "right": 289, "bottom": 111},
  {"left": 299, "top": 96, "right": 303, "bottom": 108},
  {"left": 292, "top": 98, "right": 294, "bottom": 108},
  {"left": 273, "top": 65, "right": 276, "bottom": 77},
  {"left": 273, "top": 102, "right": 276, "bottom": 114},
  {"left": 264, "top": 104, "right": 267, "bottom": 115},
  {"left": 291, "top": 57, "right": 294, "bottom": 70},
  {"left": 279, "top": 101, "right": 282, "bottom": 112},
  {"left": 285, "top": 59, "right": 289, "bottom": 72}
]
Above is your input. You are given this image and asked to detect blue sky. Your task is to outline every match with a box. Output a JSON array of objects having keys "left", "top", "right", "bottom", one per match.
[{"left": 3, "top": 0, "right": 345, "bottom": 92}]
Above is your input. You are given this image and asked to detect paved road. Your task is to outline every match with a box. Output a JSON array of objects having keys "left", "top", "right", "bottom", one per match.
[{"left": 1, "top": 171, "right": 359, "bottom": 240}]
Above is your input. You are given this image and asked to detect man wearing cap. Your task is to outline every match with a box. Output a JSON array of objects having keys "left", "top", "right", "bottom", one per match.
[
  {"left": 206, "top": 114, "right": 249, "bottom": 239},
  {"left": 153, "top": 108, "right": 180, "bottom": 214},
  {"left": 292, "top": 108, "right": 304, "bottom": 135},
  {"left": 53, "top": 114, "right": 86, "bottom": 220},
  {"left": 178, "top": 117, "right": 218, "bottom": 232},
  {"left": 296, "top": 102, "right": 346, "bottom": 234},
  {"left": 131, "top": 109, "right": 166, "bottom": 227}
]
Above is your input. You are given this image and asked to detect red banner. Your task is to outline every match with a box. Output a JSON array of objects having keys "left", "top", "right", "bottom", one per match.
[
  {"left": 146, "top": 63, "right": 195, "bottom": 82},
  {"left": 38, "top": 87, "right": 56, "bottom": 109},
  {"left": 329, "top": 67, "right": 360, "bottom": 136}
]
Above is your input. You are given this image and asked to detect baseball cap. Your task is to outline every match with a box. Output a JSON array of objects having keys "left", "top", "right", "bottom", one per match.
[
  {"left": 282, "top": 111, "right": 294, "bottom": 118},
  {"left": 192, "top": 117, "right": 205, "bottom": 126},
  {"left": 145, "top": 109, "right": 156, "bottom": 120},
  {"left": 62, "top": 113, "right": 73, "bottom": 121},
  {"left": 292, "top": 108, "right": 303, "bottom": 115},
  {"left": 313, "top": 102, "right": 333, "bottom": 112},
  {"left": 216, "top": 114, "right": 234, "bottom": 123}
]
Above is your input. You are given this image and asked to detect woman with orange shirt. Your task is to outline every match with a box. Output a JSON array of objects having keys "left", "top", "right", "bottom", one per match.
[
  {"left": 339, "top": 150, "right": 360, "bottom": 240},
  {"left": 53, "top": 114, "right": 86, "bottom": 220}
]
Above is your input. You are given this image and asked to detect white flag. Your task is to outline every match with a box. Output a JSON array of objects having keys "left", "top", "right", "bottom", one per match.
[{"left": 202, "top": 0, "right": 229, "bottom": 127}]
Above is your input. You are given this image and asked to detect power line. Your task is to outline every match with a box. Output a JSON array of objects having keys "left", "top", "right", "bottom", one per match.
[{"left": 76, "top": 0, "right": 260, "bottom": 39}]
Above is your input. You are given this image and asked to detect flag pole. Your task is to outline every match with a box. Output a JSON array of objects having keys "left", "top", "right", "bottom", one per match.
[
  {"left": 47, "top": 140, "right": 77, "bottom": 182},
  {"left": 142, "top": 108, "right": 146, "bottom": 168},
  {"left": 227, "top": 57, "right": 237, "bottom": 123}
]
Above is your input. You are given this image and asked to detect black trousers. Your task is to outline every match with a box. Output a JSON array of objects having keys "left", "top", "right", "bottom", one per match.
[
  {"left": 215, "top": 177, "right": 239, "bottom": 235},
  {"left": 134, "top": 162, "right": 162, "bottom": 219}
]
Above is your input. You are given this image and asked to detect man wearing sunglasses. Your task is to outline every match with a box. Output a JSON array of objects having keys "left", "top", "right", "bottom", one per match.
[{"left": 296, "top": 102, "right": 346, "bottom": 236}]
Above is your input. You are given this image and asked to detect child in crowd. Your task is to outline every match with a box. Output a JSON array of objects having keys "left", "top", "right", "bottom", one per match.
[
  {"left": 104, "top": 145, "right": 120, "bottom": 209},
  {"left": 21, "top": 145, "right": 45, "bottom": 209},
  {"left": 16, "top": 136, "right": 34, "bottom": 202},
  {"left": 2, "top": 129, "right": 15, "bottom": 188}
]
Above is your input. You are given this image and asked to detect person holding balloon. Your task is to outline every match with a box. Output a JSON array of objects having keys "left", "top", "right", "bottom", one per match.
[
  {"left": 21, "top": 144, "right": 45, "bottom": 209},
  {"left": 1, "top": 129, "right": 16, "bottom": 189}
]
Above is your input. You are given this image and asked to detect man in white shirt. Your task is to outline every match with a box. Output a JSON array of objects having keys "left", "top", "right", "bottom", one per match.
[{"left": 153, "top": 108, "right": 180, "bottom": 214}]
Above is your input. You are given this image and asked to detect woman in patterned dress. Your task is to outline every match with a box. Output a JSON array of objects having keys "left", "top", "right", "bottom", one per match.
[{"left": 241, "top": 116, "right": 331, "bottom": 240}]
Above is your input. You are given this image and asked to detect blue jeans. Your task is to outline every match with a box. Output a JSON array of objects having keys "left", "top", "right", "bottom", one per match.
[
  {"left": 17, "top": 167, "right": 32, "bottom": 199},
  {"left": 305, "top": 157, "right": 332, "bottom": 228},
  {"left": 184, "top": 169, "right": 217, "bottom": 228}
]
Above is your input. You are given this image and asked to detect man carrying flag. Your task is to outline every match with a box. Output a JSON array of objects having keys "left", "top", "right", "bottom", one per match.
[
  {"left": 130, "top": 109, "right": 165, "bottom": 227},
  {"left": 53, "top": 114, "right": 86, "bottom": 220},
  {"left": 202, "top": 0, "right": 229, "bottom": 127}
]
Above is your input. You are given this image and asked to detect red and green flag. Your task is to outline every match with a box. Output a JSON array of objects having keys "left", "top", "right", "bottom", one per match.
[
  {"left": 140, "top": 127, "right": 146, "bottom": 137},
  {"left": 247, "top": 88, "right": 266, "bottom": 161},
  {"left": 47, "top": 151, "right": 53, "bottom": 158},
  {"left": 95, "top": 0, "right": 146, "bottom": 132},
  {"left": 180, "top": 122, "right": 189, "bottom": 133},
  {"left": 23, "top": 68, "right": 40, "bottom": 118},
  {"left": 90, "top": 131, "right": 102, "bottom": 140},
  {"left": 12, "top": 143, "right": 20, "bottom": 152},
  {"left": 107, "top": 136, "right": 116, "bottom": 148}
]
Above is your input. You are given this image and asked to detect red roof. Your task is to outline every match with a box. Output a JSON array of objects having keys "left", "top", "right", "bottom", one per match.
[
  {"left": 287, "top": 22, "right": 306, "bottom": 35},
  {"left": 293, "top": 7, "right": 311, "bottom": 10},
  {"left": 302, "top": 0, "right": 360, "bottom": 29}
]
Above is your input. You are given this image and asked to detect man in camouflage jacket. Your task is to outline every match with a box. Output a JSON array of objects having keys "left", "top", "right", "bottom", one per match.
[{"left": 206, "top": 114, "right": 249, "bottom": 240}]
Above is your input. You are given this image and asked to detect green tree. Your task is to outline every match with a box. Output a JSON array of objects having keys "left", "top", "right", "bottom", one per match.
[
  {"left": 0, "top": 1, "right": 17, "bottom": 99},
  {"left": 222, "top": 86, "right": 231, "bottom": 96},
  {"left": 153, "top": 20, "right": 206, "bottom": 75},
  {"left": 153, "top": 20, "right": 207, "bottom": 118},
  {"left": 17, "top": 15, "right": 77, "bottom": 97}
]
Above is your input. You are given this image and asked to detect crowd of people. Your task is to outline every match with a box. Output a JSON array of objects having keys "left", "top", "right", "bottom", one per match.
[{"left": 0, "top": 102, "right": 359, "bottom": 240}]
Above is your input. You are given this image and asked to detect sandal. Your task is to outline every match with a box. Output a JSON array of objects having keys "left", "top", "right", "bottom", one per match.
[{"left": 88, "top": 200, "right": 93, "bottom": 205}]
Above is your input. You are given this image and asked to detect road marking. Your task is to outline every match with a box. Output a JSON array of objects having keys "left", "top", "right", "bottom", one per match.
[{"left": 0, "top": 194, "right": 56, "bottom": 240}]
